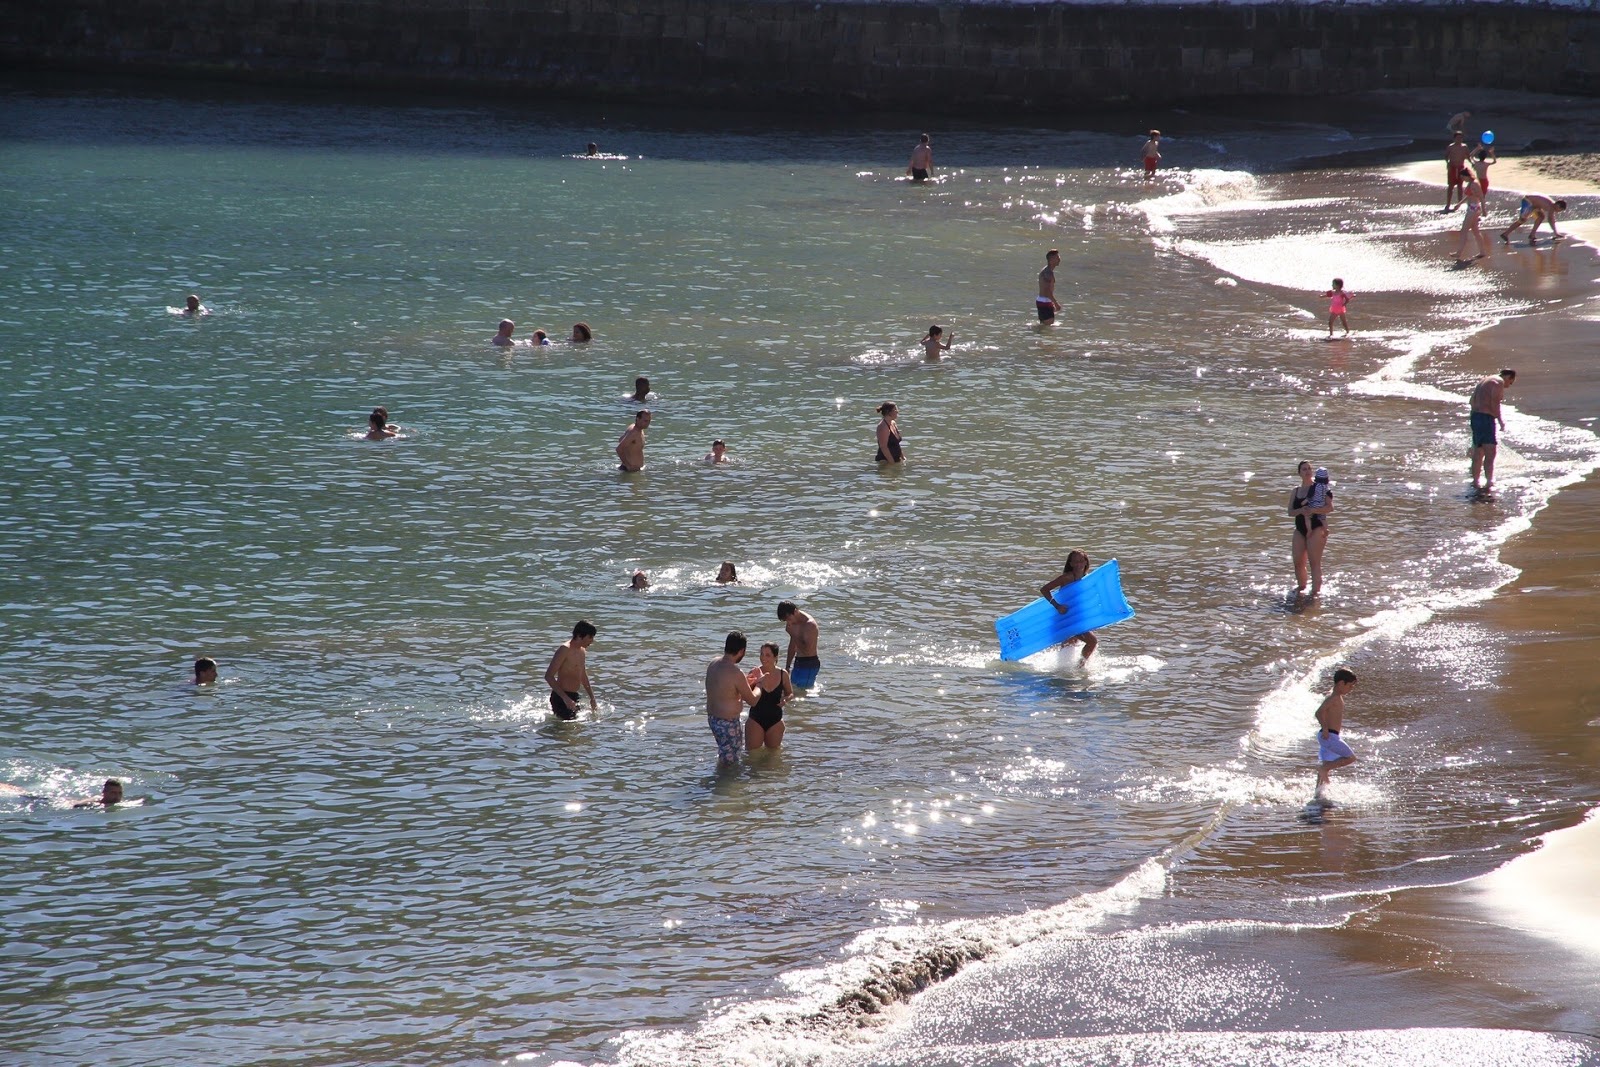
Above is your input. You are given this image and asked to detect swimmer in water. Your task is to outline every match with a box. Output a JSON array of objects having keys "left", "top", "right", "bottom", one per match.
[
  {"left": 365, "top": 408, "right": 398, "bottom": 440},
  {"left": 1039, "top": 549, "right": 1099, "bottom": 660},
  {"left": 532, "top": 329, "right": 551, "bottom": 346},
  {"left": 906, "top": 133, "right": 933, "bottom": 183},
  {"left": 630, "top": 376, "right": 653, "bottom": 403},
  {"left": 543, "top": 620, "right": 598, "bottom": 721},
  {"left": 777, "top": 601, "right": 821, "bottom": 687},
  {"left": 493, "top": 319, "right": 515, "bottom": 346},
  {"left": 630, "top": 570, "right": 649, "bottom": 591},
  {"left": 586, "top": 142, "right": 599, "bottom": 156},
  {"left": 744, "top": 641, "right": 792, "bottom": 751},
  {"left": 571, "top": 322, "right": 592, "bottom": 343},
  {"left": 920, "top": 324, "right": 953, "bottom": 360},
  {"left": 1037, "top": 249, "right": 1061, "bottom": 324},
  {"left": 1141, "top": 129, "right": 1161, "bottom": 178},
  {"left": 875, "top": 402, "right": 904, "bottom": 464},
  {"left": 616, "top": 410, "right": 651, "bottom": 472},
  {"left": 182, "top": 294, "right": 210, "bottom": 317},
  {"left": 703, "top": 439, "right": 730, "bottom": 464},
  {"left": 193, "top": 656, "right": 218, "bottom": 685},
  {"left": 73, "top": 779, "right": 124, "bottom": 808},
  {"left": 715, "top": 561, "right": 738, "bottom": 584}
]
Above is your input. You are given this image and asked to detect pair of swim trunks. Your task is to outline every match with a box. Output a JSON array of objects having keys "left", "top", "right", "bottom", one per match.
[
  {"left": 790, "top": 656, "right": 821, "bottom": 688},
  {"left": 1143, "top": 156, "right": 1158, "bottom": 174},
  {"left": 550, "top": 690, "right": 580, "bottom": 721},
  {"left": 910, "top": 167, "right": 929, "bottom": 182},
  {"left": 1470, "top": 410, "right": 1497, "bottom": 447},
  {"left": 708, "top": 714, "right": 742, "bottom": 762},
  {"left": 1036, "top": 298, "right": 1055, "bottom": 323},
  {"left": 1318, "top": 729, "right": 1355, "bottom": 763}
]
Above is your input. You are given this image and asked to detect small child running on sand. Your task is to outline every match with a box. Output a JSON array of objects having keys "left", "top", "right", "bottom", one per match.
[
  {"left": 920, "top": 324, "right": 953, "bottom": 359},
  {"left": 1314, "top": 667, "right": 1359, "bottom": 806},
  {"left": 1141, "top": 130, "right": 1161, "bottom": 178},
  {"left": 1322, "top": 278, "right": 1351, "bottom": 338}
]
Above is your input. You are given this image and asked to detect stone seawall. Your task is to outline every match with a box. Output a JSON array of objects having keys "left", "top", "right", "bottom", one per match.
[{"left": 4, "top": 0, "right": 1600, "bottom": 112}]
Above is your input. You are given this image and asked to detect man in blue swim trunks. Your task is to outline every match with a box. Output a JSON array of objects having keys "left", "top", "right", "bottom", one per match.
[
  {"left": 706, "top": 631, "right": 762, "bottom": 767},
  {"left": 1469, "top": 368, "right": 1514, "bottom": 491},
  {"left": 777, "top": 601, "right": 822, "bottom": 687}
]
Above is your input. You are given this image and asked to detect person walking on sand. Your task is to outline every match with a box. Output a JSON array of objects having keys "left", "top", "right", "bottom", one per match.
[
  {"left": 1322, "top": 278, "right": 1351, "bottom": 338},
  {"left": 1500, "top": 194, "right": 1567, "bottom": 244},
  {"left": 543, "top": 620, "right": 598, "bottom": 721},
  {"left": 874, "top": 402, "right": 904, "bottom": 464},
  {"left": 920, "top": 324, "right": 953, "bottom": 360},
  {"left": 1444, "top": 130, "right": 1473, "bottom": 212},
  {"left": 778, "top": 601, "right": 822, "bottom": 688},
  {"left": 706, "top": 631, "right": 762, "bottom": 767},
  {"left": 616, "top": 410, "right": 651, "bottom": 472},
  {"left": 1289, "top": 462, "right": 1334, "bottom": 596},
  {"left": 1314, "top": 668, "right": 1359, "bottom": 807},
  {"left": 907, "top": 133, "right": 934, "bottom": 183},
  {"left": 1039, "top": 549, "right": 1099, "bottom": 661},
  {"left": 1036, "top": 249, "right": 1062, "bottom": 324},
  {"left": 1455, "top": 172, "right": 1491, "bottom": 264},
  {"left": 745, "top": 641, "right": 792, "bottom": 752},
  {"left": 1141, "top": 130, "right": 1161, "bottom": 179},
  {"left": 1470, "top": 368, "right": 1515, "bottom": 491}
]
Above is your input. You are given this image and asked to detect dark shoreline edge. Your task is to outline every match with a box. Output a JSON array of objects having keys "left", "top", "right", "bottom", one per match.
[{"left": 6, "top": 0, "right": 1600, "bottom": 116}]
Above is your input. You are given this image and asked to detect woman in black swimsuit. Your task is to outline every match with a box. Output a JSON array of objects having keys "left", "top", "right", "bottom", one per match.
[
  {"left": 1289, "top": 460, "right": 1334, "bottom": 596},
  {"left": 875, "top": 402, "right": 904, "bottom": 464},
  {"left": 744, "top": 641, "right": 792, "bottom": 751}
]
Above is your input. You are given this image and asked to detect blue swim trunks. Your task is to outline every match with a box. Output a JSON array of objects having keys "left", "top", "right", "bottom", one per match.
[
  {"left": 1471, "top": 410, "right": 1497, "bottom": 448},
  {"left": 790, "top": 656, "right": 821, "bottom": 688},
  {"left": 1318, "top": 729, "right": 1355, "bottom": 763},
  {"left": 708, "top": 715, "right": 743, "bottom": 763}
]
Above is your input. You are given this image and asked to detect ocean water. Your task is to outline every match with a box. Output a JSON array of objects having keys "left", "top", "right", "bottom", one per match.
[{"left": 2, "top": 82, "right": 1598, "bottom": 1067}]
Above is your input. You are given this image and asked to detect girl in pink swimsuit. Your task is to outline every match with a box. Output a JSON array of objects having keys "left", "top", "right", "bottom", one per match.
[{"left": 1322, "top": 278, "right": 1351, "bottom": 338}]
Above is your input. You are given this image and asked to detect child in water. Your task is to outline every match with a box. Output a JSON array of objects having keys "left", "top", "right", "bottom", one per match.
[
  {"left": 1307, "top": 466, "right": 1331, "bottom": 511},
  {"left": 920, "top": 325, "right": 953, "bottom": 360},
  {"left": 1322, "top": 278, "right": 1351, "bottom": 338},
  {"left": 1141, "top": 130, "right": 1161, "bottom": 178},
  {"left": 1039, "top": 550, "right": 1099, "bottom": 661},
  {"left": 1314, "top": 667, "right": 1359, "bottom": 806}
]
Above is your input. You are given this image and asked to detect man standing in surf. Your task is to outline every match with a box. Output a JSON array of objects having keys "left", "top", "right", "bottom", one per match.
[
  {"left": 705, "top": 631, "right": 762, "bottom": 767},
  {"left": 1037, "top": 249, "right": 1061, "bottom": 324},
  {"left": 906, "top": 133, "right": 933, "bottom": 183},
  {"left": 1314, "top": 668, "right": 1359, "bottom": 807},
  {"left": 616, "top": 410, "right": 651, "bottom": 472},
  {"left": 778, "top": 601, "right": 821, "bottom": 688},
  {"left": 543, "top": 620, "right": 598, "bottom": 721},
  {"left": 1469, "top": 368, "right": 1515, "bottom": 492},
  {"left": 1443, "top": 130, "right": 1473, "bottom": 212}
]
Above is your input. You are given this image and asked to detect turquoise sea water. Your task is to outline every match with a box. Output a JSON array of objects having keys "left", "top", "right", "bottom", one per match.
[{"left": 3, "top": 83, "right": 1599, "bottom": 1066}]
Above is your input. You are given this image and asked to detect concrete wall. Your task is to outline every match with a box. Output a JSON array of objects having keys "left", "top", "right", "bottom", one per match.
[{"left": 5, "top": 0, "right": 1600, "bottom": 112}]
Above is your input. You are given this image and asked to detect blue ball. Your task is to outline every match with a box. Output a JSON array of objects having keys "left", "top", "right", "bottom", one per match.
[{"left": 1482, "top": 130, "right": 1495, "bottom": 145}]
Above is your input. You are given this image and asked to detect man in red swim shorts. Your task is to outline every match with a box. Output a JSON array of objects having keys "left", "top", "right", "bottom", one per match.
[{"left": 1444, "top": 131, "right": 1473, "bottom": 212}]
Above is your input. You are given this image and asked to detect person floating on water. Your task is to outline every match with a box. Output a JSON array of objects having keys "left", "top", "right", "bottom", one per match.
[
  {"left": 1037, "top": 249, "right": 1061, "bottom": 324},
  {"left": 630, "top": 570, "right": 649, "bottom": 591},
  {"left": 715, "top": 561, "right": 738, "bottom": 584},
  {"left": 543, "top": 620, "right": 598, "bottom": 721},
  {"left": 181, "top": 294, "right": 209, "bottom": 317},
  {"left": 532, "top": 330, "right": 551, "bottom": 346},
  {"left": 1289, "top": 461, "right": 1334, "bottom": 596},
  {"left": 1314, "top": 668, "right": 1359, "bottom": 807},
  {"left": 365, "top": 408, "right": 398, "bottom": 440},
  {"left": 1322, "top": 278, "right": 1351, "bottom": 338},
  {"left": 1469, "top": 368, "right": 1515, "bottom": 492},
  {"left": 1443, "top": 130, "right": 1473, "bottom": 212},
  {"left": 630, "top": 376, "right": 653, "bottom": 403},
  {"left": 73, "top": 779, "right": 124, "bottom": 808},
  {"left": 745, "top": 641, "right": 792, "bottom": 752},
  {"left": 1141, "top": 129, "right": 1161, "bottom": 179},
  {"left": 920, "top": 325, "right": 953, "bottom": 360},
  {"left": 703, "top": 439, "right": 730, "bottom": 464},
  {"left": 1500, "top": 194, "right": 1566, "bottom": 244},
  {"left": 493, "top": 319, "right": 516, "bottom": 346},
  {"left": 907, "top": 133, "right": 933, "bottom": 183},
  {"left": 193, "top": 657, "right": 218, "bottom": 685},
  {"left": 616, "top": 410, "right": 651, "bottom": 472},
  {"left": 778, "top": 601, "right": 821, "bottom": 688},
  {"left": 1039, "top": 549, "right": 1099, "bottom": 661},
  {"left": 706, "top": 630, "right": 762, "bottom": 768},
  {"left": 571, "top": 322, "right": 592, "bottom": 343},
  {"left": 874, "top": 402, "right": 904, "bottom": 464}
]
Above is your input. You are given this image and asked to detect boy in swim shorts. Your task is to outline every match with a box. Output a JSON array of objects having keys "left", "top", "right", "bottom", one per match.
[
  {"left": 1314, "top": 667, "right": 1358, "bottom": 806},
  {"left": 1036, "top": 249, "right": 1061, "bottom": 323},
  {"left": 1500, "top": 194, "right": 1566, "bottom": 244},
  {"left": 1141, "top": 130, "right": 1161, "bottom": 178}
]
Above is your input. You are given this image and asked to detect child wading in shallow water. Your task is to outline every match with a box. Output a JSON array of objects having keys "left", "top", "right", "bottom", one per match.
[
  {"left": 920, "top": 324, "right": 953, "bottom": 359},
  {"left": 1322, "top": 278, "right": 1351, "bottom": 338},
  {"left": 1314, "top": 667, "right": 1359, "bottom": 806}
]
